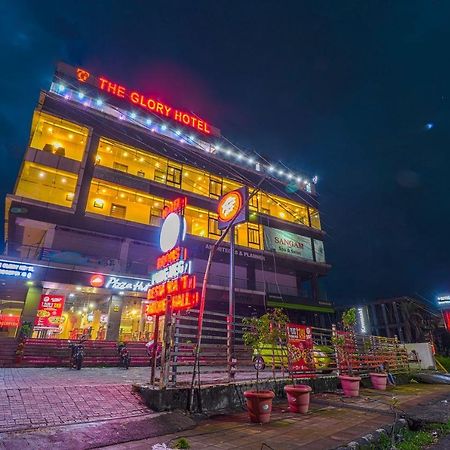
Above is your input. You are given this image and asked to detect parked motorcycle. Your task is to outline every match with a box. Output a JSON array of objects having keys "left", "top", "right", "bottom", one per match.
[
  {"left": 117, "top": 342, "right": 131, "bottom": 369},
  {"left": 69, "top": 338, "right": 86, "bottom": 370}
]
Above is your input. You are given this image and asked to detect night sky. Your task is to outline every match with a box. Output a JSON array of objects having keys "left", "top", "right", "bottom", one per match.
[{"left": 1, "top": 1, "right": 449, "bottom": 305}]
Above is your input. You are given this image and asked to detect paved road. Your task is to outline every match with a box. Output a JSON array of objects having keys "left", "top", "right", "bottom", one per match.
[{"left": 0, "top": 367, "right": 153, "bottom": 433}]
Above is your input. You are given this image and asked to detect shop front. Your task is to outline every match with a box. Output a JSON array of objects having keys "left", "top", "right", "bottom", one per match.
[{"left": 0, "top": 257, "right": 155, "bottom": 341}]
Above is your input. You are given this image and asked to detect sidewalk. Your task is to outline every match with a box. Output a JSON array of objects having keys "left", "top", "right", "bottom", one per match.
[{"left": 103, "top": 384, "right": 450, "bottom": 450}]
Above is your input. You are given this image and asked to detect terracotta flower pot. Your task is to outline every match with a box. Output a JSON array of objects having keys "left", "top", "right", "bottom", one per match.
[
  {"left": 370, "top": 373, "right": 388, "bottom": 390},
  {"left": 339, "top": 375, "right": 361, "bottom": 397},
  {"left": 243, "top": 390, "right": 275, "bottom": 423},
  {"left": 284, "top": 384, "right": 312, "bottom": 413}
]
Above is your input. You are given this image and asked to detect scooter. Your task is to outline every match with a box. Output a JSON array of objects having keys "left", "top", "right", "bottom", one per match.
[
  {"left": 117, "top": 342, "right": 131, "bottom": 369},
  {"left": 69, "top": 338, "right": 86, "bottom": 370}
]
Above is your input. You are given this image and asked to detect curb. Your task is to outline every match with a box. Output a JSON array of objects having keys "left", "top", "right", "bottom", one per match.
[{"left": 335, "top": 418, "right": 408, "bottom": 449}]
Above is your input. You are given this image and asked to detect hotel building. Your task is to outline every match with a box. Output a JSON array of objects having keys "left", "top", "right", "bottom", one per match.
[{"left": 0, "top": 63, "right": 332, "bottom": 342}]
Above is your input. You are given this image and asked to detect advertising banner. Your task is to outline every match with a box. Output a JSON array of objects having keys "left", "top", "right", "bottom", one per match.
[
  {"left": 313, "top": 239, "right": 326, "bottom": 263},
  {"left": 34, "top": 294, "right": 65, "bottom": 329},
  {"left": 287, "top": 323, "right": 314, "bottom": 371},
  {"left": 0, "top": 314, "right": 20, "bottom": 328},
  {"left": 264, "top": 227, "right": 313, "bottom": 261}
]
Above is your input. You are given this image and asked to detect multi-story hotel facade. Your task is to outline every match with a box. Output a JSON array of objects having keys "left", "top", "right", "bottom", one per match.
[{"left": 0, "top": 63, "right": 332, "bottom": 342}]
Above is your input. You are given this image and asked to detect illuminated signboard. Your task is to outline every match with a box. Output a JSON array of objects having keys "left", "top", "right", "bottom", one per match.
[
  {"left": 60, "top": 63, "right": 220, "bottom": 136},
  {"left": 0, "top": 260, "right": 34, "bottom": 279},
  {"left": 89, "top": 273, "right": 151, "bottom": 293},
  {"left": 217, "top": 187, "right": 248, "bottom": 230},
  {"left": 146, "top": 197, "right": 198, "bottom": 316},
  {"left": 34, "top": 294, "right": 65, "bottom": 330},
  {"left": 437, "top": 295, "right": 450, "bottom": 307}
]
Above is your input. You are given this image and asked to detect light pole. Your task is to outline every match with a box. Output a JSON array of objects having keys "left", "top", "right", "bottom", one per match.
[{"left": 188, "top": 178, "right": 266, "bottom": 410}]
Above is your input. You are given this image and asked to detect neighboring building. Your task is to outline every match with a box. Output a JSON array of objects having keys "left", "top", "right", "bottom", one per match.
[
  {"left": 351, "top": 297, "right": 440, "bottom": 343},
  {"left": 0, "top": 63, "right": 332, "bottom": 342}
]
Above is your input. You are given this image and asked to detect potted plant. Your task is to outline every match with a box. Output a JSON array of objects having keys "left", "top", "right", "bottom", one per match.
[
  {"left": 333, "top": 308, "right": 361, "bottom": 397},
  {"left": 277, "top": 312, "right": 313, "bottom": 414},
  {"left": 242, "top": 312, "right": 276, "bottom": 424},
  {"left": 368, "top": 337, "right": 388, "bottom": 390}
]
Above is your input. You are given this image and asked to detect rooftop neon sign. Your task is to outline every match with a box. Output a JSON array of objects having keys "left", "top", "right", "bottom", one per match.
[{"left": 65, "top": 64, "right": 219, "bottom": 136}]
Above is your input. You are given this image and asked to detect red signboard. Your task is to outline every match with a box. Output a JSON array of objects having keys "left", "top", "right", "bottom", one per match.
[
  {"left": 146, "top": 197, "right": 199, "bottom": 317},
  {"left": 443, "top": 310, "right": 450, "bottom": 331},
  {"left": 0, "top": 314, "right": 20, "bottom": 328},
  {"left": 287, "top": 323, "right": 314, "bottom": 372},
  {"left": 60, "top": 63, "right": 220, "bottom": 136},
  {"left": 34, "top": 294, "right": 65, "bottom": 329}
]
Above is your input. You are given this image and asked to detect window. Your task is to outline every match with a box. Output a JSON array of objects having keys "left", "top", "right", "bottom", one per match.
[
  {"left": 248, "top": 225, "right": 260, "bottom": 246},
  {"left": 150, "top": 206, "right": 162, "bottom": 227},
  {"left": 154, "top": 169, "right": 166, "bottom": 183},
  {"left": 29, "top": 112, "right": 88, "bottom": 161},
  {"left": 167, "top": 164, "right": 182, "bottom": 188},
  {"left": 15, "top": 162, "right": 78, "bottom": 208},
  {"left": 208, "top": 216, "right": 220, "bottom": 237},
  {"left": 309, "top": 208, "right": 321, "bottom": 229},
  {"left": 113, "top": 162, "right": 128, "bottom": 173},
  {"left": 111, "top": 204, "right": 126, "bottom": 219},
  {"left": 181, "top": 166, "right": 210, "bottom": 197},
  {"left": 209, "top": 177, "right": 222, "bottom": 199},
  {"left": 249, "top": 191, "right": 259, "bottom": 211}
]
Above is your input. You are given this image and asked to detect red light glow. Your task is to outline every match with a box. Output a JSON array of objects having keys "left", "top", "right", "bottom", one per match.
[
  {"left": 156, "top": 247, "right": 187, "bottom": 270},
  {"left": 146, "top": 290, "right": 199, "bottom": 316},
  {"left": 162, "top": 197, "right": 187, "bottom": 219},
  {"left": 94, "top": 74, "right": 212, "bottom": 135}
]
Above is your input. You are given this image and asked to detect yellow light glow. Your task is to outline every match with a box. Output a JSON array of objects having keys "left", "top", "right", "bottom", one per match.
[
  {"left": 123, "top": 152, "right": 128, "bottom": 157},
  {"left": 47, "top": 127, "right": 53, "bottom": 133},
  {"left": 155, "top": 162, "right": 160, "bottom": 168},
  {"left": 279, "top": 212, "right": 286, "bottom": 218},
  {"left": 139, "top": 157, "right": 144, "bottom": 162},
  {"left": 120, "top": 193, "right": 125, "bottom": 198},
  {"left": 154, "top": 202, "right": 160, "bottom": 207},
  {"left": 68, "top": 133, "right": 73, "bottom": 139},
  {"left": 137, "top": 197, "right": 142, "bottom": 202},
  {"left": 61, "top": 178, "right": 67, "bottom": 184}
]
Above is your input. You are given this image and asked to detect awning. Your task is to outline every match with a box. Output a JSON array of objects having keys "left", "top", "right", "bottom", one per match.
[{"left": 267, "top": 300, "right": 334, "bottom": 313}]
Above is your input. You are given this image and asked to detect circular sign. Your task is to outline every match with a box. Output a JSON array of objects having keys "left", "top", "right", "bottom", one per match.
[
  {"left": 90, "top": 274, "right": 105, "bottom": 288},
  {"left": 218, "top": 191, "right": 242, "bottom": 222},
  {"left": 160, "top": 212, "right": 186, "bottom": 253}
]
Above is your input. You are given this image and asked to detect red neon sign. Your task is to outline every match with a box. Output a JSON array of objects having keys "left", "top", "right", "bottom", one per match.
[
  {"left": 156, "top": 247, "right": 187, "bottom": 270},
  {"left": 146, "top": 290, "right": 199, "bottom": 316},
  {"left": 443, "top": 310, "right": 450, "bottom": 331},
  {"left": 81, "top": 71, "right": 214, "bottom": 135},
  {"left": 162, "top": 197, "right": 187, "bottom": 219}
]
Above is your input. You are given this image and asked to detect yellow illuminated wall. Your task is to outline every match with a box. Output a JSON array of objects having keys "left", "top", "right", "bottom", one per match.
[
  {"left": 15, "top": 162, "right": 78, "bottom": 207},
  {"left": 86, "top": 179, "right": 263, "bottom": 249},
  {"left": 95, "top": 138, "right": 320, "bottom": 229},
  {"left": 29, "top": 112, "right": 89, "bottom": 161}
]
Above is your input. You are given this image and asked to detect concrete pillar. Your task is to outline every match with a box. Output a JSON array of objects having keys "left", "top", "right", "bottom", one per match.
[
  {"left": 106, "top": 295, "right": 123, "bottom": 341},
  {"left": 43, "top": 225, "right": 56, "bottom": 249},
  {"left": 119, "top": 239, "right": 131, "bottom": 272},
  {"left": 20, "top": 286, "right": 42, "bottom": 330}
]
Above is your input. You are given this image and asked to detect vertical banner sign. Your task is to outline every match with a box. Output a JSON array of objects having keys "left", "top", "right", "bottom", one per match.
[
  {"left": 34, "top": 295, "right": 65, "bottom": 329},
  {"left": 287, "top": 323, "right": 314, "bottom": 371},
  {"left": 443, "top": 310, "right": 450, "bottom": 331},
  {"left": 146, "top": 197, "right": 199, "bottom": 316},
  {"left": 217, "top": 187, "right": 248, "bottom": 230}
]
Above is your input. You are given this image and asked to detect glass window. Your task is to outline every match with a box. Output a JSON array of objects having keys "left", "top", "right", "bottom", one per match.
[
  {"left": 248, "top": 225, "right": 260, "bottom": 246},
  {"left": 309, "top": 208, "right": 321, "bottom": 229},
  {"left": 249, "top": 190, "right": 259, "bottom": 211},
  {"left": 167, "top": 163, "right": 182, "bottom": 188},
  {"left": 222, "top": 179, "right": 241, "bottom": 194},
  {"left": 181, "top": 166, "right": 210, "bottom": 197},
  {"left": 29, "top": 112, "right": 88, "bottom": 161},
  {"left": 86, "top": 179, "right": 163, "bottom": 226},
  {"left": 209, "top": 177, "right": 222, "bottom": 199},
  {"left": 113, "top": 162, "right": 128, "bottom": 173},
  {"left": 208, "top": 216, "right": 221, "bottom": 237},
  {"left": 110, "top": 204, "right": 126, "bottom": 219},
  {"left": 15, "top": 162, "right": 78, "bottom": 208},
  {"left": 96, "top": 139, "right": 168, "bottom": 185}
]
